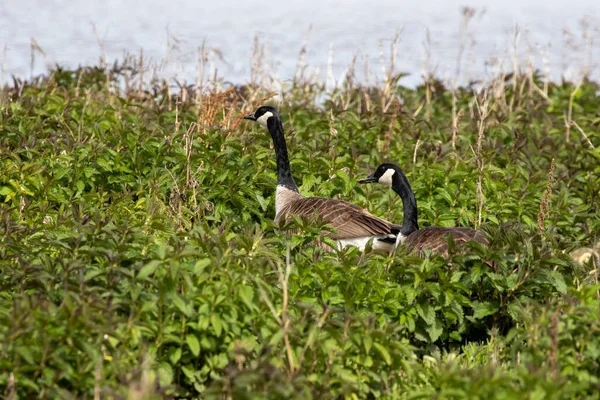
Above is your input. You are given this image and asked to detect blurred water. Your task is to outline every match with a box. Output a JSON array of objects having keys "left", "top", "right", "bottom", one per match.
[{"left": 0, "top": 0, "right": 598, "bottom": 87}]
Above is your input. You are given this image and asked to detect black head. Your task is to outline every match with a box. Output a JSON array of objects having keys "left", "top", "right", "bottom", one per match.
[
  {"left": 243, "top": 106, "right": 280, "bottom": 128},
  {"left": 359, "top": 163, "right": 400, "bottom": 187}
]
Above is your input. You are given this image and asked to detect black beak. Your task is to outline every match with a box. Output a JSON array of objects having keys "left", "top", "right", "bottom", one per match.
[
  {"left": 358, "top": 174, "right": 378, "bottom": 184},
  {"left": 243, "top": 113, "right": 256, "bottom": 121}
]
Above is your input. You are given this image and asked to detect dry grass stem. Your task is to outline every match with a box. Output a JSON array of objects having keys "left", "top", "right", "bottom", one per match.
[
  {"left": 382, "top": 98, "right": 400, "bottom": 154},
  {"left": 570, "top": 121, "right": 595, "bottom": 149},
  {"left": 413, "top": 139, "right": 422, "bottom": 164},
  {"left": 537, "top": 158, "right": 556, "bottom": 235},
  {"left": 565, "top": 79, "right": 583, "bottom": 143},
  {"left": 451, "top": 91, "right": 464, "bottom": 149}
]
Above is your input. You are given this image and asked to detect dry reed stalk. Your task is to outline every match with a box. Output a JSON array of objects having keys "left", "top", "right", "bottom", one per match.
[
  {"left": 74, "top": 68, "right": 83, "bottom": 98},
  {"left": 571, "top": 121, "right": 595, "bottom": 149},
  {"left": 78, "top": 89, "right": 92, "bottom": 143},
  {"left": 1, "top": 45, "right": 7, "bottom": 87},
  {"left": 94, "top": 358, "right": 102, "bottom": 400},
  {"left": 183, "top": 122, "right": 197, "bottom": 188},
  {"left": 565, "top": 80, "right": 583, "bottom": 143},
  {"left": 525, "top": 33, "right": 535, "bottom": 100},
  {"left": 508, "top": 25, "right": 522, "bottom": 114},
  {"left": 360, "top": 87, "right": 372, "bottom": 114},
  {"left": 380, "top": 31, "right": 402, "bottom": 113},
  {"left": 127, "top": 355, "right": 156, "bottom": 400},
  {"left": 424, "top": 79, "right": 432, "bottom": 123},
  {"left": 412, "top": 101, "right": 424, "bottom": 121},
  {"left": 293, "top": 26, "right": 312, "bottom": 87},
  {"left": 167, "top": 80, "right": 173, "bottom": 112},
  {"left": 92, "top": 24, "right": 114, "bottom": 104},
  {"left": 138, "top": 48, "right": 144, "bottom": 94},
  {"left": 7, "top": 372, "right": 15, "bottom": 400},
  {"left": 516, "top": 73, "right": 528, "bottom": 111},
  {"left": 326, "top": 44, "right": 335, "bottom": 94},
  {"left": 29, "top": 38, "right": 46, "bottom": 81},
  {"left": 537, "top": 158, "right": 555, "bottom": 235},
  {"left": 473, "top": 88, "right": 490, "bottom": 227},
  {"left": 524, "top": 38, "right": 553, "bottom": 107},
  {"left": 533, "top": 84, "right": 553, "bottom": 105},
  {"left": 474, "top": 89, "right": 489, "bottom": 153},
  {"left": 491, "top": 63, "right": 509, "bottom": 114},
  {"left": 194, "top": 41, "right": 208, "bottom": 105},
  {"left": 175, "top": 99, "right": 180, "bottom": 133},
  {"left": 382, "top": 97, "right": 400, "bottom": 154},
  {"left": 422, "top": 28, "right": 434, "bottom": 122},
  {"left": 183, "top": 120, "right": 202, "bottom": 222},
  {"left": 328, "top": 109, "right": 338, "bottom": 160},
  {"left": 451, "top": 90, "right": 464, "bottom": 150},
  {"left": 363, "top": 52, "right": 370, "bottom": 88},
  {"left": 338, "top": 54, "right": 357, "bottom": 111},
  {"left": 413, "top": 139, "right": 422, "bottom": 164},
  {"left": 91, "top": 23, "right": 106, "bottom": 69},
  {"left": 538, "top": 43, "right": 551, "bottom": 96},
  {"left": 455, "top": 7, "right": 476, "bottom": 84},
  {"left": 580, "top": 18, "right": 593, "bottom": 79}
]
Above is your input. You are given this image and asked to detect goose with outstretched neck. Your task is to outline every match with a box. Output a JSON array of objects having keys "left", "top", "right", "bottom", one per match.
[
  {"left": 359, "top": 163, "right": 488, "bottom": 257},
  {"left": 243, "top": 106, "right": 401, "bottom": 253}
]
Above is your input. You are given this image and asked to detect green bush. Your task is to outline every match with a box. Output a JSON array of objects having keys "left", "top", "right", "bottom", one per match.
[{"left": 0, "top": 64, "right": 599, "bottom": 398}]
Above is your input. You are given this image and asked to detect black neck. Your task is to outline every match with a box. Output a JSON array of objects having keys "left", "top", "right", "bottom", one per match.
[
  {"left": 390, "top": 167, "right": 419, "bottom": 235},
  {"left": 267, "top": 116, "right": 299, "bottom": 192}
]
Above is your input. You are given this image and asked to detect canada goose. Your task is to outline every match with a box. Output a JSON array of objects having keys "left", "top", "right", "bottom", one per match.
[
  {"left": 359, "top": 163, "right": 488, "bottom": 257},
  {"left": 570, "top": 240, "right": 600, "bottom": 265},
  {"left": 243, "top": 106, "right": 400, "bottom": 252}
]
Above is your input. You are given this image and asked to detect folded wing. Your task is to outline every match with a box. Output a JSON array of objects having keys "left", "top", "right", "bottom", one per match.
[{"left": 275, "top": 196, "right": 398, "bottom": 240}]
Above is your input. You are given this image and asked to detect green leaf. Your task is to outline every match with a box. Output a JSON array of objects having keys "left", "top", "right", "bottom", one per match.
[
  {"left": 417, "top": 303, "right": 435, "bottom": 325},
  {"left": 426, "top": 317, "right": 444, "bottom": 342},
  {"left": 76, "top": 180, "right": 85, "bottom": 192},
  {"left": 16, "top": 346, "right": 35, "bottom": 364},
  {"left": 171, "top": 294, "right": 193, "bottom": 317},
  {"left": 238, "top": 285, "right": 255, "bottom": 310},
  {"left": 169, "top": 347, "right": 182, "bottom": 364},
  {"left": 194, "top": 258, "right": 211, "bottom": 273},
  {"left": 373, "top": 343, "right": 392, "bottom": 365},
  {"left": 84, "top": 269, "right": 104, "bottom": 281},
  {"left": 186, "top": 334, "right": 201, "bottom": 357},
  {"left": 0, "top": 186, "right": 13, "bottom": 196},
  {"left": 138, "top": 260, "right": 161, "bottom": 280},
  {"left": 181, "top": 365, "right": 196, "bottom": 380},
  {"left": 472, "top": 302, "right": 499, "bottom": 319},
  {"left": 544, "top": 270, "right": 567, "bottom": 294},
  {"left": 269, "top": 330, "right": 284, "bottom": 346},
  {"left": 450, "top": 271, "right": 465, "bottom": 283},
  {"left": 158, "top": 362, "right": 173, "bottom": 386},
  {"left": 211, "top": 313, "right": 223, "bottom": 337}
]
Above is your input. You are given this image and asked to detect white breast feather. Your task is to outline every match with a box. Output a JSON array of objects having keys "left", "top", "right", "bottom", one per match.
[{"left": 337, "top": 234, "right": 398, "bottom": 253}]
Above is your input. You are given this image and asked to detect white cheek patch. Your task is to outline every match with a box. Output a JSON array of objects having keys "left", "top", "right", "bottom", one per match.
[
  {"left": 379, "top": 169, "right": 395, "bottom": 187},
  {"left": 256, "top": 111, "right": 274, "bottom": 127}
]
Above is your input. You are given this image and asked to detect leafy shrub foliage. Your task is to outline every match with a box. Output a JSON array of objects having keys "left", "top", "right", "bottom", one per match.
[{"left": 1, "top": 64, "right": 599, "bottom": 398}]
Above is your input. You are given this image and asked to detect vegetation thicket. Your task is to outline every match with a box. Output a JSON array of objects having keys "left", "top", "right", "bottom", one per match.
[{"left": 0, "top": 51, "right": 599, "bottom": 399}]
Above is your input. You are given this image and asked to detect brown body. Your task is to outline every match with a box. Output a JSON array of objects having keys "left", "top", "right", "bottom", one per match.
[
  {"left": 275, "top": 188, "right": 398, "bottom": 240},
  {"left": 403, "top": 226, "right": 488, "bottom": 257}
]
